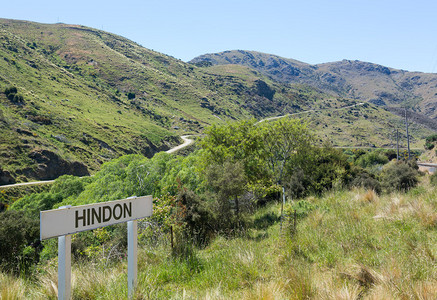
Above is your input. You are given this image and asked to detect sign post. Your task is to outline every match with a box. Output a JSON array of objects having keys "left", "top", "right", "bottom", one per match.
[
  {"left": 57, "top": 205, "right": 72, "bottom": 299},
  {"left": 127, "top": 220, "right": 137, "bottom": 299},
  {"left": 40, "top": 196, "right": 153, "bottom": 299},
  {"left": 58, "top": 234, "right": 71, "bottom": 299}
]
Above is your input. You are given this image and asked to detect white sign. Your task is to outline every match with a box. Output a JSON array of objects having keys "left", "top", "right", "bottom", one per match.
[{"left": 40, "top": 196, "right": 152, "bottom": 240}]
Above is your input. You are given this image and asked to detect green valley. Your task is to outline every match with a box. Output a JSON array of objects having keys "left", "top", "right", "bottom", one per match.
[{"left": 0, "top": 19, "right": 434, "bottom": 186}]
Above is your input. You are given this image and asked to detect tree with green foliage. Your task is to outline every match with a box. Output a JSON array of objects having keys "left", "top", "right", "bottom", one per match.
[
  {"left": 200, "top": 119, "right": 266, "bottom": 183},
  {"left": 10, "top": 175, "right": 91, "bottom": 218},
  {"left": 205, "top": 160, "right": 248, "bottom": 231},
  {"left": 259, "top": 118, "right": 313, "bottom": 188},
  {"left": 176, "top": 189, "right": 213, "bottom": 245},
  {"left": 424, "top": 134, "right": 437, "bottom": 150},
  {"left": 259, "top": 118, "right": 313, "bottom": 227}
]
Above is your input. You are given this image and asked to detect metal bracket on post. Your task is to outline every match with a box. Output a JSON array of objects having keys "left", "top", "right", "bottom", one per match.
[
  {"left": 127, "top": 220, "right": 138, "bottom": 299},
  {"left": 58, "top": 205, "right": 72, "bottom": 300}
]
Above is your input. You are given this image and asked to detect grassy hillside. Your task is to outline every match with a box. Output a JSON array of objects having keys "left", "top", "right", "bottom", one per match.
[
  {"left": 2, "top": 117, "right": 436, "bottom": 299},
  {"left": 191, "top": 50, "right": 437, "bottom": 118},
  {"left": 0, "top": 20, "right": 313, "bottom": 183},
  {"left": 0, "top": 19, "right": 434, "bottom": 184},
  {"left": 204, "top": 65, "right": 432, "bottom": 149}
]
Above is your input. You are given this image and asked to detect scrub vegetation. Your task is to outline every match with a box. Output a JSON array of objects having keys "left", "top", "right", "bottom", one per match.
[
  {"left": 1, "top": 119, "right": 435, "bottom": 299},
  {"left": 0, "top": 18, "right": 432, "bottom": 185}
]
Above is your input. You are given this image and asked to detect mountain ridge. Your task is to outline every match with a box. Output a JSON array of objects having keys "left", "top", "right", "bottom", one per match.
[
  {"left": 190, "top": 50, "right": 437, "bottom": 118},
  {"left": 0, "top": 20, "right": 434, "bottom": 184}
]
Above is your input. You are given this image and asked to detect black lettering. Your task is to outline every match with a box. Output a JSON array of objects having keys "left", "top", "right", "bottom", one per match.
[
  {"left": 113, "top": 204, "right": 122, "bottom": 220},
  {"left": 103, "top": 206, "right": 112, "bottom": 222},
  {"left": 123, "top": 202, "right": 132, "bottom": 218},
  {"left": 87, "top": 208, "right": 90, "bottom": 226},
  {"left": 92, "top": 207, "right": 101, "bottom": 225},
  {"left": 75, "top": 209, "right": 86, "bottom": 228}
]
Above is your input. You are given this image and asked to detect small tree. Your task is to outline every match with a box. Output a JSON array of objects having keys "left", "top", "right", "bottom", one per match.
[
  {"left": 200, "top": 119, "right": 266, "bottom": 183},
  {"left": 260, "top": 118, "right": 313, "bottom": 187},
  {"left": 259, "top": 118, "right": 313, "bottom": 228},
  {"left": 205, "top": 160, "right": 248, "bottom": 231}
]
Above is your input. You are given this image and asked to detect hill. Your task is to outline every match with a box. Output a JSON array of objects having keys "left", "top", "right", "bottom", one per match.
[
  {"left": 0, "top": 19, "right": 304, "bottom": 183},
  {"left": 190, "top": 50, "right": 437, "bottom": 118},
  {"left": 0, "top": 20, "right": 434, "bottom": 184}
]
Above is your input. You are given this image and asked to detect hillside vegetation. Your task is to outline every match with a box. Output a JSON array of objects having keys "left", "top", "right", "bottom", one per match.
[
  {"left": 0, "top": 19, "right": 434, "bottom": 184},
  {"left": 2, "top": 188, "right": 437, "bottom": 299},
  {"left": 1, "top": 118, "right": 437, "bottom": 299},
  {"left": 191, "top": 50, "right": 437, "bottom": 118}
]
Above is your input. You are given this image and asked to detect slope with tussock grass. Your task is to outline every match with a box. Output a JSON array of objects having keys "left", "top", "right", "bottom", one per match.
[
  {"left": 1, "top": 185, "right": 436, "bottom": 299},
  {"left": 0, "top": 19, "right": 434, "bottom": 184}
]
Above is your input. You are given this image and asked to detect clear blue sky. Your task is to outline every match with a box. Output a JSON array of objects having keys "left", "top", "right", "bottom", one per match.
[{"left": 2, "top": 0, "right": 437, "bottom": 73}]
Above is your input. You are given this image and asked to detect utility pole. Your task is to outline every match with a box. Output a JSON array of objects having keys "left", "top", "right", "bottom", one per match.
[
  {"left": 406, "top": 111, "right": 411, "bottom": 160},
  {"left": 396, "top": 129, "right": 400, "bottom": 161},
  {"left": 405, "top": 107, "right": 411, "bottom": 160}
]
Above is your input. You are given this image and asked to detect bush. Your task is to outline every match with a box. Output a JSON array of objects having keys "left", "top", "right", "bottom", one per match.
[
  {"left": 349, "top": 168, "right": 382, "bottom": 194},
  {"left": 355, "top": 151, "right": 389, "bottom": 168},
  {"left": 380, "top": 161, "right": 419, "bottom": 192},
  {"left": 12, "top": 94, "right": 24, "bottom": 104},
  {"left": 425, "top": 134, "right": 437, "bottom": 150},
  {"left": 4, "top": 86, "right": 24, "bottom": 104},
  {"left": 10, "top": 175, "right": 90, "bottom": 218},
  {"left": 285, "top": 145, "right": 353, "bottom": 198},
  {"left": 0, "top": 210, "right": 41, "bottom": 275},
  {"left": 4, "top": 86, "right": 17, "bottom": 96},
  {"left": 430, "top": 172, "right": 437, "bottom": 186},
  {"left": 177, "top": 189, "right": 213, "bottom": 246}
]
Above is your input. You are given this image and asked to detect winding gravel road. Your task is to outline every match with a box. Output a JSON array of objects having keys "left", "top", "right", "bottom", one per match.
[
  {"left": 1, "top": 135, "right": 197, "bottom": 189},
  {"left": 0, "top": 102, "right": 389, "bottom": 189},
  {"left": 165, "top": 135, "right": 195, "bottom": 154}
]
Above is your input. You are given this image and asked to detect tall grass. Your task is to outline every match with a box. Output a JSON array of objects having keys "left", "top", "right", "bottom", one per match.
[{"left": 1, "top": 186, "right": 436, "bottom": 299}]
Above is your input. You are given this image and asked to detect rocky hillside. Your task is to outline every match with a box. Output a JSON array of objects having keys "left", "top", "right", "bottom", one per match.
[
  {"left": 190, "top": 50, "right": 437, "bottom": 118},
  {"left": 0, "top": 19, "right": 364, "bottom": 183},
  {"left": 0, "top": 20, "right": 433, "bottom": 184}
]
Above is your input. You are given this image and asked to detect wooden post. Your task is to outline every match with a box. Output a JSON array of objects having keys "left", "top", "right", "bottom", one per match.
[
  {"left": 170, "top": 225, "right": 174, "bottom": 251},
  {"left": 280, "top": 186, "right": 285, "bottom": 231},
  {"left": 405, "top": 108, "right": 411, "bottom": 160},
  {"left": 396, "top": 129, "right": 400, "bottom": 161}
]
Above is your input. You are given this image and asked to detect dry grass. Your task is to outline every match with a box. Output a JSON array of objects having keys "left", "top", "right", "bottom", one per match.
[
  {"left": 1, "top": 186, "right": 437, "bottom": 299},
  {"left": 0, "top": 273, "right": 26, "bottom": 300}
]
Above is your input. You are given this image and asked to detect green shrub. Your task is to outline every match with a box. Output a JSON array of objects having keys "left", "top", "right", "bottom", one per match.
[
  {"left": 12, "top": 94, "right": 24, "bottom": 104},
  {"left": 430, "top": 172, "right": 437, "bottom": 186},
  {"left": 380, "top": 161, "right": 419, "bottom": 192},
  {"left": 424, "top": 134, "right": 437, "bottom": 150},
  {"left": 0, "top": 210, "right": 41, "bottom": 275},
  {"left": 10, "top": 175, "right": 90, "bottom": 218},
  {"left": 425, "top": 142, "right": 434, "bottom": 150},
  {"left": 285, "top": 145, "right": 353, "bottom": 198},
  {"left": 355, "top": 151, "right": 389, "bottom": 168},
  {"left": 4, "top": 86, "right": 17, "bottom": 96},
  {"left": 350, "top": 168, "right": 382, "bottom": 194},
  {"left": 177, "top": 189, "right": 213, "bottom": 246}
]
